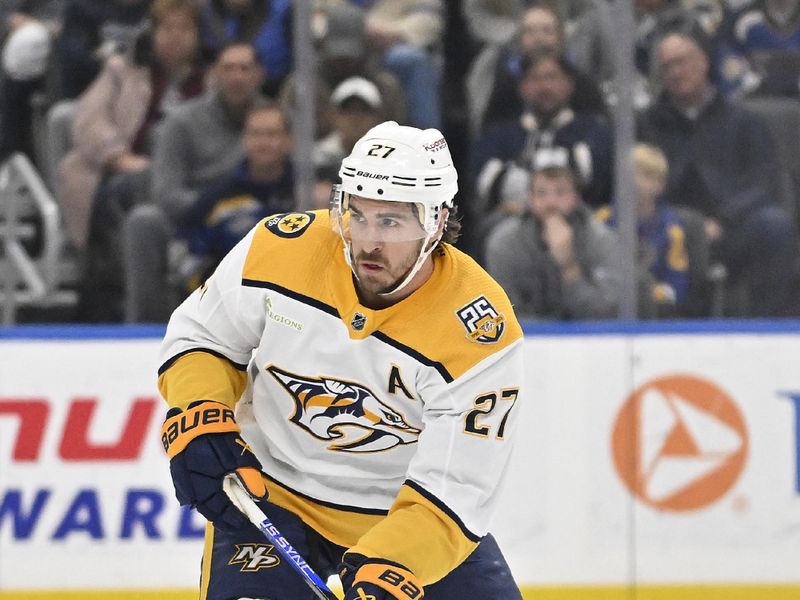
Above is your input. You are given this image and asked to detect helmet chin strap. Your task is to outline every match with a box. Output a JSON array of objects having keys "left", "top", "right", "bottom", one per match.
[
  {"left": 341, "top": 229, "right": 442, "bottom": 297},
  {"left": 377, "top": 230, "right": 441, "bottom": 296}
]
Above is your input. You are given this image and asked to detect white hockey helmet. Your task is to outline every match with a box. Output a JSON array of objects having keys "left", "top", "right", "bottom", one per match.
[
  {"left": 332, "top": 121, "right": 459, "bottom": 294},
  {"left": 335, "top": 121, "right": 458, "bottom": 235}
]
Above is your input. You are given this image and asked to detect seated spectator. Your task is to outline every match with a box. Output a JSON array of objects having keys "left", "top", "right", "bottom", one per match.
[
  {"left": 639, "top": 28, "right": 796, "bottom": 316},
  {"left": 122, "top": 40, "right": 264, "bottom": 322},
  {"left": 597, "top": 143, "right": 691, "bottom": 318},
  {"left": 716, "top": 0, "right": 800, "bottom": 97},
  {"left": 57, "top": 0, "right": 151, "bottom": 99},
  {"left": 364, "top": 0, "right": 444, "bottom": 129},
  {"left": 199, "top": 0, "right": 292, "bottom": 96},
  {"left": 58, "top": 0, "right": 206, "bottom": 322},
  {"left": 177, "top": 100, "right": 294, "bottom": 291},
  {"left": 279, "top": 2, "right": 405, "bottom": 140},
  {"left": 313, "top": 76, "right": 383, "bottom": 175},
  {"left": 0, "top": 1, "right": 63, "bottom": 162},
  {"left": 563, "top": 0, "right": 724, "bottom": 109},
  {"left": 484, "top": 155, "right": 622, "bottom": 320},
  {"left": 467, "top": 4, "right": 607, "bottom": 138},
  {"left": 472, "top": 48, "right": 614, "bottom": 223}
]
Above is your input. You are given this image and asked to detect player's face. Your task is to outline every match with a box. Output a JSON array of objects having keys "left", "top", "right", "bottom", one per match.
[{"left": 346, "top": 197, "right": 427, "bottom": 297}]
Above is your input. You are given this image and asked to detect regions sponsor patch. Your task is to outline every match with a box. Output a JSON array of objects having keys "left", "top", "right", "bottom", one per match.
[
  {"left": 456, "top": 296, "right": 505, "bottom": 344},
  {"left": 228, "top": 544, "right": 280, "bottom": 571},
  {"left": 265, "top": 212, "right": 315, "bottom": 238}
]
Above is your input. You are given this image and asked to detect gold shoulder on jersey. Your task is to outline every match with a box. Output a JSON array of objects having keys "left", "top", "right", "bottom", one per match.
[
  {"left": 242, "top": 210, "right": 339, "bottom": 290},
  {"left": 379, "top": 245, "right": 523, "bottom": 381}
]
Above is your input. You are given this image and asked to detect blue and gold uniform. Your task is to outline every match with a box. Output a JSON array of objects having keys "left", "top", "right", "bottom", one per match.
[{"left": 159, "top": 134, "right": 524, "bottom": 599}]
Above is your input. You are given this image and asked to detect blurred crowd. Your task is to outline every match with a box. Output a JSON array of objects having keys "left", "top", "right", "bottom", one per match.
[{"left": 2, "top": 0, "right": 800, "bottom": 322}]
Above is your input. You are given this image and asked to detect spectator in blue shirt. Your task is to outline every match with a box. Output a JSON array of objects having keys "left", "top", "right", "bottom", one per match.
[
  {"left": 177, "top": 99, "right": 295, "bottom": 291},
  {"left": 597, "top": 143, "right": 690, "bottom": 317}
]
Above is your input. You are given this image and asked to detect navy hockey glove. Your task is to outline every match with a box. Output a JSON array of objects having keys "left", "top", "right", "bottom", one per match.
[
  {"left": 339, "top": 553, "right": 423, "bottom": 600},
  {"left": 161, "top": 400, "right": 267, "bottom": 531}
]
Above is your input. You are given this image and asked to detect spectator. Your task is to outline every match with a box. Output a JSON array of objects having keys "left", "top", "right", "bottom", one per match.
[
  {"left": 472, "top": 48, "right": 614, "bottom": 231},
  {"left": 639, "top": 29, "right": 796, "bottom": 316},
  {"left": 177, "top": 100, "right": 295, "bottom": 292},
  {"left": 484, "top": 156, "right": 622, "bottom": 320},
  {"left": 560, "top": 0, "right": 725, "bottom": 109},
  {"left": 313, "top": 76, "right": 383, "bottom": 175},
  {"left": 467, "top": 4, "right": 606, "bottom": 139},
  {"left": 597, "top": 143, "right": 691, "bottom": 318},
  {"left": 278, "top": 2, "right": 405, "bottom": 140},
  {"left": 57, "top": 0, "right": 151, "bottom": 99},
  {"left": 364, "top": 0, "right": 444, "bottom": 129},
  {"left": 122, "top": 40, "right": 263, "bottom": 322},
  {"left": 716, "top": 0, "right": 800, "bottom": 97},
  {"left": 0, "top": 0, "right": 63, "bottom": 162},
  {"left": 58, "top": 0, "right": 205, "bottom": 254},
  {"left": 57, "top": 0, "right": 205, "bottom": 322},
  {"left": 199, "top": 0, "right": 292, "bottom": 96}
]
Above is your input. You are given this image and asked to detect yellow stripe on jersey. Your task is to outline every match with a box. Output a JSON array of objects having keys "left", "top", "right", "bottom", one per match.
[
  {"left": 158, "top": 351, "right": 248, "bottom": 411},
  {"left": 348, "top": 482, "right": 480, "bottom": 586},
  {"left": 199, "top": 522, "right": 214, "bottom": 600},
  {"left": 242, "top": 210, "right": 523, "bottom": 381},
  {"left": 264, "top": 476, "right": 384, "bottom": 548}
]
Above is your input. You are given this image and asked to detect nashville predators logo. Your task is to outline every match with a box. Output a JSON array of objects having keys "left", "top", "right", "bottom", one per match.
[
  {"left": 267, "top": 365, "right": 421, "bottom": 452},
  {"left": 265, "top": 212, "right": 315, "bottom": 238},
  {"left": 456, "top": 296, "right": 505, "bottom": 344},
  {"left": 228, "top": 544, "right": 280, "bottom": 571}
]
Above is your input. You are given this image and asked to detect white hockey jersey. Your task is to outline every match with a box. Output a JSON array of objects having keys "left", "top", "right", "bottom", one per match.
[{"left": 158, "top": 210, "right": 524, "bottom": 584}]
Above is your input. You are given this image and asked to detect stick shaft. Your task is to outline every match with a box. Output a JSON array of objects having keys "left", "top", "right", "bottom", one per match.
[{"left": 223, "top": 474, "right": 338, "bottom": 600}]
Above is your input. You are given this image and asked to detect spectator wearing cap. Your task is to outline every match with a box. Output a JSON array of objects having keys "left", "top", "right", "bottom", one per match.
[
  {"left": 277, "top": 2, "right": 405, "bottom": 140},
  {"left": 638, "top": 29, "right": 796, "bottom": 316},
  {"left": 484, "top": 153, "right": 622, "bottom": 320},
  {"left": 313, "top": 76, "right": 383, "bottom": 175}
]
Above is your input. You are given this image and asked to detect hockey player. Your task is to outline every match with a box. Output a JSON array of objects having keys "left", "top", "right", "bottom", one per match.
[{"left": 158, "top": 121, "right": 525, "bottom": 599}]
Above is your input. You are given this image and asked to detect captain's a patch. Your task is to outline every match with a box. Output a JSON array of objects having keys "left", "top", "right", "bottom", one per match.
[
  {"left": 265, "top": 212, "right": 315, "bottom": 238},
  {"left": 456, "top": 296, "right": 505, "bottom": 344}
]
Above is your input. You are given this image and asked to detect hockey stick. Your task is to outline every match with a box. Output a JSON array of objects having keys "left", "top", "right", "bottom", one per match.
[{"left": 222, "top": 473, "right": 339, "bottom": 600}]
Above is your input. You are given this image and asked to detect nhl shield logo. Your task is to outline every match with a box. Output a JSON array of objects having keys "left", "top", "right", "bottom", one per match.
[
  {"left": 456, "top": 296, "right": 505, "bottom": 344},
  {"left": 351, "top": 311, "right": 367, "bottom": 331}
]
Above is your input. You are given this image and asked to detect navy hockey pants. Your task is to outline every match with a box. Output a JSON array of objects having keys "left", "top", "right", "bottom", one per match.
[{"left": 199, "top": 500, "right": 522, "bottom": 599}]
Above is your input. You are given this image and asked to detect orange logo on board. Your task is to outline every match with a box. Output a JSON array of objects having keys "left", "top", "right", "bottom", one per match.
[{"left": 611, "top": 374, "right": 748, "bottom": 511}]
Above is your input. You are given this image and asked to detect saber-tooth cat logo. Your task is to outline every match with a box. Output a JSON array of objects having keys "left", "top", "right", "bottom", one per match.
[{"left": 266, "top": 365, "right": 420, "bottom": 452}]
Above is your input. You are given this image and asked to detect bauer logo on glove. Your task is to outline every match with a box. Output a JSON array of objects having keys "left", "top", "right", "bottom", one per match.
[
  {"left": 161, "top": 402, "right": 237, "bottom": 457},
  {"left": 161, "top": 401, "right": 267, "bottom": 531}
]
